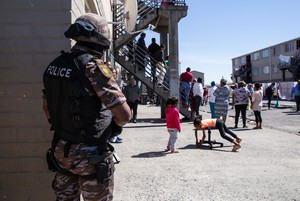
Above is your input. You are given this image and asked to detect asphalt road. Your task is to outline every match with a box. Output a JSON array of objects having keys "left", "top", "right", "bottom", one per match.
[{"left": 111, "top": 101, "right": 300, "bottom": 201}]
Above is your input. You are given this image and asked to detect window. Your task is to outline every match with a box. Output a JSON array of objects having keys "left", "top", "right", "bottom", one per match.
[
  {"left": 263, "top": 66, "right": 270, "bottom": 74},
  {"left": 252, "top": 52, "right": 260, "bottom": 61},
  {"left": 262, "top": 49, "right": 269, "bottom": 58},
  {"left": 285, "top": 42, "right": 294, "bottom": 52},
  {"left": 273, "top": 64, "right": 279, "bottom": 73},
  {"left": 240, "top": 56, "right": 246, "bottom": 64},
  {"left": 234, "top": 58, "right": 240, "bottom": 65},
  {"left": 253, "top": 68, "right": 260, "bottom": 76},
  {"left": 273, "top": 46, "right": 280, "bottom": 56}
]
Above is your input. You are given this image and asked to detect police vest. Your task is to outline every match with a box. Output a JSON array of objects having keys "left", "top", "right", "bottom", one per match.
[{"left": 43, "top": 51, "right": 112, "bottom": 145}]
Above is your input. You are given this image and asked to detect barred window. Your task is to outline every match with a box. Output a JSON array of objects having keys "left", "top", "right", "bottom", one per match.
[
  {"left": 263, "top": 66, "right": 270, "bottom": 74},
  {"left": 234, "top": 58, "right": 240, "bottom": 65},
  {"left": 273, "top": 64, "right": 279, "bottom": 73},
  {"left": 285, "top": 42, "right": 294, "bottom": 52},
  {"left": 240, "top": 56, "right": 246, "bottom": 64},
  {"left": 262, "top": 49, "right": 269, "bottom": 58},
  {"left": 252, "top": 52, "right": 260, "bottom": 61}
]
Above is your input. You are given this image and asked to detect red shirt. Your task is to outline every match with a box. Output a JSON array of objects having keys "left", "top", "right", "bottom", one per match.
[
  {"left": 180, "top": 72, "right": 193, "bottom": 82},
  {"left": 203, "top": 88, "right": 208, "bottom": 96}
]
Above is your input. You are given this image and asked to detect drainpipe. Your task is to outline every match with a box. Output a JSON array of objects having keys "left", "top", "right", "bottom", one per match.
[{"left": 269, "top": 47, "right": 272, "bottom": 82}]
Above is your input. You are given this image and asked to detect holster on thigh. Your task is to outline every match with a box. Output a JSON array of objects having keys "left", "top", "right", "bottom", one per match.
[
  {"left": 87, "top": 152, "right": 115, "bottom": 184},
  {"left": 46, "top": 148, "right": 63, "bottom": 172}
]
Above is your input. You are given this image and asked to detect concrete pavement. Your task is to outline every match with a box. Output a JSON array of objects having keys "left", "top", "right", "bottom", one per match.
[{"left": 112, "top": 102, "right": 300, "bottom": 201}]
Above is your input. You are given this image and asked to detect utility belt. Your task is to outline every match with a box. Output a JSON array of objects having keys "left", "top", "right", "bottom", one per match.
[{"left": 46, "top": 135, "right": 120, "bottom": 184}]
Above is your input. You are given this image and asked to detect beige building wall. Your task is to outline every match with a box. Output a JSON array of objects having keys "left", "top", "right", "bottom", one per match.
[
  {"left": 191, "top": 71, "right": 205, "bottom": 84},
  {"left": 0, "top": 0, "right": 111, "bottom": 200}
]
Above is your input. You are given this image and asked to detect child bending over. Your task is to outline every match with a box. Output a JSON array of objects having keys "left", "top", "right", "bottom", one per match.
[
  {"left": 165, "top": 96, "right": 181, "bottom": 153},
  {"left": 193, "top": 117, "right": 242, "bottom": 152}
]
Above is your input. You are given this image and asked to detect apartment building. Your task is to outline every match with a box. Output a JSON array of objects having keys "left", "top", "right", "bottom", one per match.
[{"left": 232, "top": 37, "right": 300, "bottom": 84}]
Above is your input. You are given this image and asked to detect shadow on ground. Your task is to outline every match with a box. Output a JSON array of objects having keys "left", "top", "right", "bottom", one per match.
[
  {"left": 180, "top": 144, "right": 233, "bottom": 152},
  {"left": 124, "top": 124, "right": 166, "bottom": 129},
  {"left": 131, "top": 151, "right": 167, "bottom": 158}
]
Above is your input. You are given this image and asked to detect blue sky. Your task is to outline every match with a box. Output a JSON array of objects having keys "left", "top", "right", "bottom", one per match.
[{"left": 145, "top": 0, "right": 300, "bottom": 85}]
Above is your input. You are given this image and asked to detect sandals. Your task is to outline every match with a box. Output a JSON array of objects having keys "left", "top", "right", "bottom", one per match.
[
  {"left": 232, "top": 144, "right": 241, "bottom": 152},
  {"left": 164, "top": 146, "right": 170, "bottom": 152},
  {"left": 165, "top": 146, "right": 179, "bottom": 153}
]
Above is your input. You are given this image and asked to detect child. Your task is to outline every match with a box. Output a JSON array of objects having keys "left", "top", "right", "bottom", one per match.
[
  {"left": 165, "top": 96, "right": 181, "bottom": 153},
  {"left": 193, "top": 116, "right": 242, "bottom": 152}
]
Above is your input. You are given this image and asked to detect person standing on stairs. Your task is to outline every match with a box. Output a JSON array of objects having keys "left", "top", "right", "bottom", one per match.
[
  {"left": 136, "top": 32, "right": 148, "bottom": 72},
  {"left": 148, "top": 38, "right": 160, "bottom": 81},
  {"left": 153, "top": 44, "right": 167, "bottom": 87}
]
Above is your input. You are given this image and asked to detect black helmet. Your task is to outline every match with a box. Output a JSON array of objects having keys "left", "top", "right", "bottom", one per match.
[{"left": 64, "top": 13, "right": 111, "bottom": 47}]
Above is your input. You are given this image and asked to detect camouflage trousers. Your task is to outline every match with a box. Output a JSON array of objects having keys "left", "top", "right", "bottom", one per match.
[{"left": 52, "top": 139, "right": 114, "bottom": 201}]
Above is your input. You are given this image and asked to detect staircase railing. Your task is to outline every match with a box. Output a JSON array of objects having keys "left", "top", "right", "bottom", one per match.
[
  {"left": 113, "top": 0, "right": 161, "bottom": 40},
  {"left": 113, "top": 0, "right": 191, "bottom": 118},
  {"left": 116, "top": 39, "right": 192, "bottom": 119},
  {"left": 117, "top": 39, "right": 170, "bottom": 92},
  {"left": 113, "top": 0, "right": 186, "bottom": 40}
]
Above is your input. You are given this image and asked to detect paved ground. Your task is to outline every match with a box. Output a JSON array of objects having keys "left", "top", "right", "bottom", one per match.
[{"left": 112, "top": 101, "right": 300, "bottom": 201}]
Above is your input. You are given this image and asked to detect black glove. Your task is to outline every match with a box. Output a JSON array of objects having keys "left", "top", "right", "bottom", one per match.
[{"left": 110, "top": 118, "right": 123, "bottom": 137}]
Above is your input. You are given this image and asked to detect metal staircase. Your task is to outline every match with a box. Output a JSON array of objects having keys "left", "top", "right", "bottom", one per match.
[
  {"left": 114, "top": 1, "right": 160, "bottom": 50},
  {"left": 113, "top": 0, "right": 191, "bottom": 118}
]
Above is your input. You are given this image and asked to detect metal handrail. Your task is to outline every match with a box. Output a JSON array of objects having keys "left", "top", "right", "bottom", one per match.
[
  {"left": 118, "top": 39, "right": 170, "bottom": 91},
  {"left": 113, "top": 0, "right": 192, "bottom": 117},
  {"left": 113, "top": 0, "right": 186, "bottom": 39}
]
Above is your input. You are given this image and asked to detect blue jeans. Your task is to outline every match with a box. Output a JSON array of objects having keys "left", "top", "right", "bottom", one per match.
[
  {"left": 179, "top": 82, "right": 191, "bottom": 106},
  {"left": 209, "top": 102, "right": 216, "bottom": 118}
]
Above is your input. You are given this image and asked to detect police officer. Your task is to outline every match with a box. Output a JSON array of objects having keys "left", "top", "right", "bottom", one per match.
[{"left": 42, "top": 13, "right": 131, "bottom": 200}]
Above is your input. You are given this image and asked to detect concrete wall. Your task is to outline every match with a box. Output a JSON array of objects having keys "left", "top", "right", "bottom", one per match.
[
  {"left": 191, "top": 71, "right": 204, "bottom": 84},
  {"left": 0, "top": 0, "right": 107, "bottom": 200}
]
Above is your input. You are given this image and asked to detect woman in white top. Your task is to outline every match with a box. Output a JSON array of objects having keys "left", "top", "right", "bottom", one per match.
[
  {"left": 252, "top": 83, "right": 263, "bottom": 129},
  {"left": 193, "top": 77, "right": 203, "bottom": 116},
  {"left": 207, "top": 81, "right": 217, "bottom": 118}
]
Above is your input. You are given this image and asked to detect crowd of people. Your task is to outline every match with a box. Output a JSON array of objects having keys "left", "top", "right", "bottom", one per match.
[
  {"left": 175, "top": 76, "right": 298, "bottom": 153},
  {"left": 41, "top": 12, "right": 299, "bottom": 200},
  {"left": 118, "top": 63, "right": 299, "bottom": 154}
]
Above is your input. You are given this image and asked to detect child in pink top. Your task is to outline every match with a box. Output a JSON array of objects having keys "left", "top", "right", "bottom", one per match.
[{"left": 165, "top": 96, "right": 181, "bottom": 153}]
